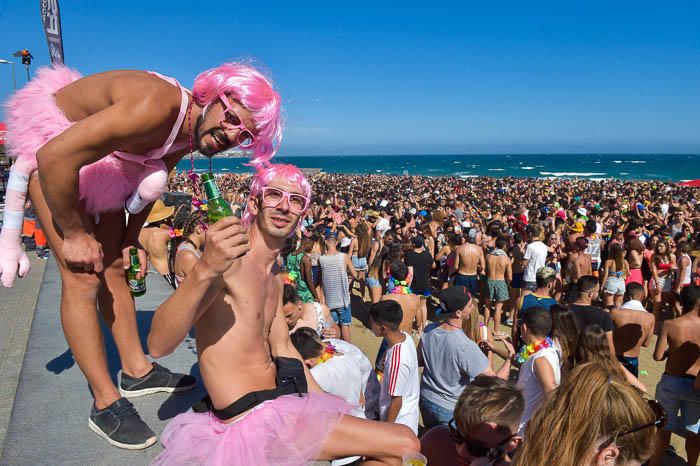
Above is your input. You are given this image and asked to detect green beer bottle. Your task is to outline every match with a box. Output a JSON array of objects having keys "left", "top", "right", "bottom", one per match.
[
  {"left": 201, "top": 172, "right": 233, "bottom": 223},
  {"left": 127, "top": 247, "right": 146, "bottom": 297}
]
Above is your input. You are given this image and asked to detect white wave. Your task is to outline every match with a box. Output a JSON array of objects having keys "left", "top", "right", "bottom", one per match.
[
  {"left": 539, "top": 171, "right": 606, "bottom": 177},
  {"left": 375, "top": 169, "right": 382, "bottom": 172},
  {"left": 459, "top": 174, "right": 478, "bottom": 178},
  {"left": 521, "top": 166, "right": 535, "bottom": 170},
  {"left": 620, "top": 172, "right": 629, "bottom": 175},
  {"left": 613, "top": 160, "right": 623, "bottom": 164},
  {"left": 453, "top": 161, "right": 461, "bottom": 164},
  {"left": 594, "top": 161, "right": 601, "bottom": 164},
  {"left": 589, "top": 177, "right": 608, "bottom": 181},
  {"left": 488, "top": 168, "right": 506, "bottom": 171},
  {"left": 629, "top": 160, "right": 646, "bottom": 164}
]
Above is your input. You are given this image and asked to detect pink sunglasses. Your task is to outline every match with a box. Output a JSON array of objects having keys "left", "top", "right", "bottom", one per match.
[
  {"left": 261, "top": 187, "right": 310, "bottom": 214},
  {"left": 219, "top": 94, "right": 255, "bottom": 149}
]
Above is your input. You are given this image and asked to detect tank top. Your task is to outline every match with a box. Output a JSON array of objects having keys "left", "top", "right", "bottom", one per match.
[
  {"left": 319, "top": 253, "right": 351, "bottom": 309},
  {"left": 174, "top": 242, "right": 201, "bottom": 285},
  {"left": 679, "top": 253, "right": 692, "bottom": 285}
]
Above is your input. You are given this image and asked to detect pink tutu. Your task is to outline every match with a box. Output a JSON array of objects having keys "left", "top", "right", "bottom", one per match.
[{"left": 152, "top": 393, "right": 351, "bottom": 466}]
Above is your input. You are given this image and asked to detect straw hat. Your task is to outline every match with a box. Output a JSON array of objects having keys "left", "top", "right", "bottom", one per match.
[{"left": 146, "top": 200, "right": 175, "bottom": 224}]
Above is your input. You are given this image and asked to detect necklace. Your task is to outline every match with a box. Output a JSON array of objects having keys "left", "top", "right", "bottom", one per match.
[
  {"left": 186, "top": 97, "right": 195, "bottom": 174},
  {"left": 441, "top": 320, "right": 462, "bottom": 331},
  {"left": 387, "top": 276, "right": 412, "bottom": 295},
  {"left": 515, "top": 337, "right": 554, "bottom": 364},
  {"left": 317, "top": 343, "right": 339, "bottom": 364}
]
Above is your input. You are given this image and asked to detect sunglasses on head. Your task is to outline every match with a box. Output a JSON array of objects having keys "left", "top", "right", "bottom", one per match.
[
  {"left": 448, "top": 418, "right": 516, "bottom": 460},
  {"left": 218, "top": 94, "right": 255, "bottom": 149},
  {"left": 598, "top": 399, "right": 667, "bottom": 450}
]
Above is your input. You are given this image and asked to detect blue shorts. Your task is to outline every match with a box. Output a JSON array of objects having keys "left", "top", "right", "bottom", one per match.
[
  {"left": 351, "top": 255, "right": 368, "bottom": 271},
  {"left": 311, "top": 265, "right": 320, "bottom": 284},
  {"left": 413, "top": 289, "right": 432, "bottom": 297},
  {"left": 510, "top": 272, "right": 524, "bottom": 289},
  {"left": 617, "top": 355, "right": 639, "bottom": 378},
  {"left": 655, "top": 373, "right": 700, "bottom": 434},
  {"left": 419, "top": 397, "right": 454, "bottom": 431},
  {"left": 454, "top": 273, "right": 479, "bottom": 297},
  {"left": 330, "top": 305, "right": 352, "bottom": 326},
  {"left": 367, "top": 276, "right": 381, "bottom": 288}
]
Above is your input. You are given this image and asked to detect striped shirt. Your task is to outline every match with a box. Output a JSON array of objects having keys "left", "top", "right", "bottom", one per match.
[
  {"left": 319, "top": 252, "right": 351, "bottom": 309},
  {"left": 379, "top": 333, "right": 420, "bottom": 434}
]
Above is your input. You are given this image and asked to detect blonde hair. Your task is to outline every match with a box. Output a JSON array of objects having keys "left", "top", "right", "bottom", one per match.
[
  {"left": 461, "top": 297, "right": 480, "bottom": 342},
  {"left": 515, "top": 362, "right": 655, "bottom": 466},
  {"left": 454, "top": 376, "right": 524, "bottom": 436}
]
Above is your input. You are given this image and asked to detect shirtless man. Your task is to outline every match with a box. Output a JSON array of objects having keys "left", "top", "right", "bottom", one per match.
[
  {"left": 148, "top": 164, "right": 419, "bottom": 465},
  {"left": 566, "top": 237, "right": 592, "bottom": 299},
  {"left": 650, "top": 284, "right": 700, "bottom": 466},
  {"left": 283, "top": 283, "right": 335, "bottom": 338},
  {"left": 454, "top": 228, "right": 485, "bottom": 299},
  {"left": 0, "top": 63, "right": 280, "bottom": 448},
  {"left": 485, "top": 237, "right": 512, "bottom": 335},
  {"left": 610, "top": 283, "right": 655, "bottom": 378}
]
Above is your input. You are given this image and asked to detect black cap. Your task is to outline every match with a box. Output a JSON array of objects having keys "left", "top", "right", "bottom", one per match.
[{"left": 436, "top": 286, "right": 472, "bottom": 315}]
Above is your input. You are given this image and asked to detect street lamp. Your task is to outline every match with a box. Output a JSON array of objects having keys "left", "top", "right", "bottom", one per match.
[
  {"left": 0, "top": 59, "right": 17, "bottom": 91},
  {"left": 12, "top": 49, "right": 33, "bottom": 81}
]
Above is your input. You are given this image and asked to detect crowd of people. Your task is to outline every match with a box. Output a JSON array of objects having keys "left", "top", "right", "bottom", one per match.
[
  {"left": 152, "top": 169, "right": 700, "bottom": 465},
  {"left": 2, "top": 56, "right": 698, "bottom": 465}
]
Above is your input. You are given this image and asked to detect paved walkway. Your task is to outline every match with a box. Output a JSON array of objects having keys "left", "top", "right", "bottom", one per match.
[
  {"left": 0, "top": 257, "right": 206, "bottom": 465},
  {"left": 0, "top": 256, "right": 46, "bottom": 459}
]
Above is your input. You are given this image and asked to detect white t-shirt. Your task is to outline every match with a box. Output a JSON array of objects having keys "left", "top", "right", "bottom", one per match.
[
  {"left": 376, "top": 217, "right": 391, "bottom": 236},
  {"left": 523, "top": 241, "right": 548, "bottom": 282},
  {"left": 516, "top": 346, "right": 561, "bottom": 434},
  {"left": 379, "top": 333, "right": 420, "bottom": 434},
  {"left": 311, "top": 352, "right": 366, "bottom": 419}
]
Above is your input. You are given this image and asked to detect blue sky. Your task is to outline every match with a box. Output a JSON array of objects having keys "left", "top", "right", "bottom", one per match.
[{"left": 0, "top": 1, "right": 698, "bottom": 155}]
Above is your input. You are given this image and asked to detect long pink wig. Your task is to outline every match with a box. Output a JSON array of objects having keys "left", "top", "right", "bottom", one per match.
[
  {"left": 242, "top": 164, "right": 312, "bottom": 227},
  {"left": 192, "top": 62, "right": 282, "bottom": 167}
]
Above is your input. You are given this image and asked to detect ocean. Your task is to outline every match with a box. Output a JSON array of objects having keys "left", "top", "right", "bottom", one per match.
[{"left": 176, "top": 153, "right": 699, "bottom": 182}]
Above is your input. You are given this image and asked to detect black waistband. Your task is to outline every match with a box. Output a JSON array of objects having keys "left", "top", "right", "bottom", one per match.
[
  {"left": 663, "top": 372, "right": 696, "bottom": 380},
  {"left": 192, "top": 357, "right": 309, "bottom": 421}
]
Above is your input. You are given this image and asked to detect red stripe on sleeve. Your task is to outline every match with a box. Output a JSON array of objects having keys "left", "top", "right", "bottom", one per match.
[{"left": 388, "top": 345, "right": 402, "bottom": 394}]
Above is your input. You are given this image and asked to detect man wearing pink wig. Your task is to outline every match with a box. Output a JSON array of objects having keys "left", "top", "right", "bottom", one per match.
[
  {"left": 0, "top": 63, "right": 282, "bottom": 448},
  {"left": 148, "top": 163, "right": 420, "bottom": 465}
]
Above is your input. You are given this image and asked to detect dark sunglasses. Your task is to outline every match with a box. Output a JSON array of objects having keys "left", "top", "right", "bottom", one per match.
[
  {"left": 448, "top": 418, "right": 516, "bottom": 460},
  {"left": 599, "top": 399, "right": 667, "bottom": 449}
]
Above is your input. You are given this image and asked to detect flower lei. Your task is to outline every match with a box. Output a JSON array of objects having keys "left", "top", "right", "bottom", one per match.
[
  {"left": 515, "top": 337, "right": 554, "bottom": 364},
  {"left": 317, "top": 343, "right": 339, "bottom": 364},
  {"left": 168, "top": 227, "right": 183, "bottom": 239},
  {"left": 387, "top": 275, "right": 412, "bottom": 295},
  {"left": 283, "top": 270, "right": 299, "bottom": 285}
]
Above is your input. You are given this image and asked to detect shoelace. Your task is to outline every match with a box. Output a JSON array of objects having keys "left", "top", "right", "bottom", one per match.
[{"left": 111, "top": 402, "right": 138, "bottom": 421}]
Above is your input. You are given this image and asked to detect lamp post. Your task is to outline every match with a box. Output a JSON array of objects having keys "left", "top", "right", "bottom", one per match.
[
  {"left": 12, "top": 50, "right": 33, "bottom": 81},
  {"left": 0, "top": 59, "right": 16, "bottom": 91}
]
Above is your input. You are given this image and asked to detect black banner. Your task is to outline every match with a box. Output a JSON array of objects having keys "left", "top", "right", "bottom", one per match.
[{"left": 39, "top": 0, "right": 65, "bottom": 65}]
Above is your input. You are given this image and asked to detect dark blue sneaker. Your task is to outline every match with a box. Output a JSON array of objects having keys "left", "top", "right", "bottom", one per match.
[
  {"left": 119, "top": 362, "right": 196, "bottom": 398},
  {"left": 88, "top": 397, "right": 156, "bottom": 449}
]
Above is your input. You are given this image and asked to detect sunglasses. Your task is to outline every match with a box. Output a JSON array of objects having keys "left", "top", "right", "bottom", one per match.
[
  {"left": 261, "top": 186, "right": 310, "bottom": 214},
  {"left": 448, "top": 418, "right": 517, "bottom": 460},
  {"left": 598, "top": 399, "right": 667, "bottom": 450},
  {"left": 218, "top": 94, "right": 255, "bottom": 149}
]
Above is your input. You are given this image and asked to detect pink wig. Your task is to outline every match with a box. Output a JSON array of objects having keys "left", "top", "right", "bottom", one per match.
[
  {"left": 242, "top": 164, "right": 312, "bottom": 227},
  {"left": 192, "top": 62, "right": 282, "bottom": 167}
]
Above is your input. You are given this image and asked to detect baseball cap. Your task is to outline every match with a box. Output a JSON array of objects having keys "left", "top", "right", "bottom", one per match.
[
  {"left": 468, "top": 228, "right": 479, "bottom": 241},
  {"left": 436, "top": 286, "right": 472, "bottom": 315},
  {"left": 536, "top": 266, "right": 557, "bottom": 281},
  {"left": 577, "top": 207, "right": 588, "bottom": 217}
]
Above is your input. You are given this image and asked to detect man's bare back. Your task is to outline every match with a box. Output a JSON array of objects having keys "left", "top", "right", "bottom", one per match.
[
  {"left": 611, "top": 308, "right": 654, "bottom": 358},
  {"left": 456, "top": 243, "right": 483, "bottom": 275},
  {"left": 138, "top": 226, "right": 172, "bottom": 275},
  {"left": 486, "top": 254, "right": 510, "bottom": 281},
  {"left": 381, "top": 293, "right": 420, "bottom": 333},
  {"left": 655, "top": 312, "right": 700, "bottom": 377}
]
